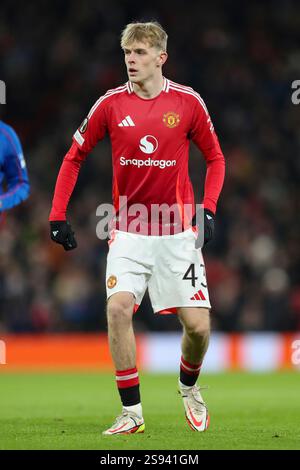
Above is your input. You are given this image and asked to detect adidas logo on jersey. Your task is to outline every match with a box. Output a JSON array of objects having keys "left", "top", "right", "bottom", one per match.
[
  {"left": 118, "top": 115, "right": 135, "bottom": 127},
  {"left": 190, "top": 289, "right": 206, "bottom": 301}
]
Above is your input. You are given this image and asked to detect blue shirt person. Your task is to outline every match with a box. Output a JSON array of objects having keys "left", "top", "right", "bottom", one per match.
[{"left": 0, "top": 120, "right": 29, "bottom": 217}]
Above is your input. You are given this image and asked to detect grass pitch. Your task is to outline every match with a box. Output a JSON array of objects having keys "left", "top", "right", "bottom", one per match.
[{"left": 0, "top": 371, "right": 299, "bottom": 450}]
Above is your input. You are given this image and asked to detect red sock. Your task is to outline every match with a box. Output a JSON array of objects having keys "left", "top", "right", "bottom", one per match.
[
  {"left": 116, "top": 367, "right": 140, "bottom": 406},
  {"left": 180, "top": 356, "right": 202, "bottom": 386}
]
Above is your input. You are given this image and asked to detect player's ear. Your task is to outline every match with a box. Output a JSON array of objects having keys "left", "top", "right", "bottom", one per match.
[{"left": 157, "top": 51, "right": 168, "bottom": 67}]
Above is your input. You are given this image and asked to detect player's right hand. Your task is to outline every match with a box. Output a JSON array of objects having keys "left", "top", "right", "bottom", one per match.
[{"left": 50, "top": 221, "right": 77, "bottom": 251}]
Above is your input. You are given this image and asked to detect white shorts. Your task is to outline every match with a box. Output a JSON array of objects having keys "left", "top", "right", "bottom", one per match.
[{"left": 105, "top": 229, "right": 211, "bottom": 314}]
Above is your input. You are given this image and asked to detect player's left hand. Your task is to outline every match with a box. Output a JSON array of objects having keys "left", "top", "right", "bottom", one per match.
[
  {"left": 50, "top": 221, "right": 77, "bottom": 251},
  {"left": 191, "top": 208, "right": 215, "bottom": 249}
]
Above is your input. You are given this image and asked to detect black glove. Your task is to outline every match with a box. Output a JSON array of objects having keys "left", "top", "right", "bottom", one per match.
[
  {"left": 50, "top": 221, "right": 77, "bottom": 251},
  {"left": 191, "top": 208, "right": 215, "bottom": 249}
]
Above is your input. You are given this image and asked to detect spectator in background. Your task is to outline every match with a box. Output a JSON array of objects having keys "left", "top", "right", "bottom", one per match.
[{"left": 0, "top": 119, "right": 30, "bottom": 225}]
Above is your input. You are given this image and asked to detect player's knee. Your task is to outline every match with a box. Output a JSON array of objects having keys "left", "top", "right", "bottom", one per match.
[
  {"left": 186, "top": 323, "right": 210, "bottom": 339},
  {"left": 106, "top": 299, "right": 134, "bottom": 326},
  {"left": 180, "top": 308, "right": 210, "bottom": 338},
  {"left": 184, "top": 315, "right": 210, "bottom": 339}
]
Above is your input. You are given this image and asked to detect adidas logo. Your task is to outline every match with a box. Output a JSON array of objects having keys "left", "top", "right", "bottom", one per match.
[
  {"left": 190, "top": 289, "right": 206, "bottom": 301},
  {"left": 118, "top": 115, "right": 135, "bottom": 127},
  {"left": 52, "top": 230, "right": 59, "bottom": 237}
]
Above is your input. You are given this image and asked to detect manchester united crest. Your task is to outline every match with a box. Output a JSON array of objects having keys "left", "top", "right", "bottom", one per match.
[
  {"left": 163, "top": 112, "right": 180, "bottom": 128},
  {"left": 107, "top": 275, "right": 117, "bottom": 289}
]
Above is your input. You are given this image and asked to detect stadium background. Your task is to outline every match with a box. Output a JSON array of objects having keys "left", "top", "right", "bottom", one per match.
[{"left": 0, "top": 0, "right": 300, "bottom": 370}]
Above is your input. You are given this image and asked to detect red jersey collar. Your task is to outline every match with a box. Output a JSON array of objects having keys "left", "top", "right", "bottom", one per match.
[{"left": 126, "top": 77, "right": 170, "bottom": 94}]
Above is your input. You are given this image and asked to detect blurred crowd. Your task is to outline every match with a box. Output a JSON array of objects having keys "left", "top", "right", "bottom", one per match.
[{"left": 0, "top": 0, "right": 299, "bottom": 333}]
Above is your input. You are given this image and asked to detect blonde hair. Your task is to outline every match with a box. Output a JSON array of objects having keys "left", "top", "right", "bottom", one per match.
[{"left": 121, "top": 21, "right": 168, "bottom": 52}]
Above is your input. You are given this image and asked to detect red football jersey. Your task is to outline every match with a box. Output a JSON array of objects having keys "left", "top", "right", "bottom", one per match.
[{"left": 50, "top": 78, "right": 225, "bottom": 235}]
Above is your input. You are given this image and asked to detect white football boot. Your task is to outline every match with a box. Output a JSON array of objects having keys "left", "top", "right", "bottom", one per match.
[
  {"left": 102, "top": 408, "right": 145, "bottom": 435},
  {"left": 178, "top": 380, "right": 210, "bottom": 431}
]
